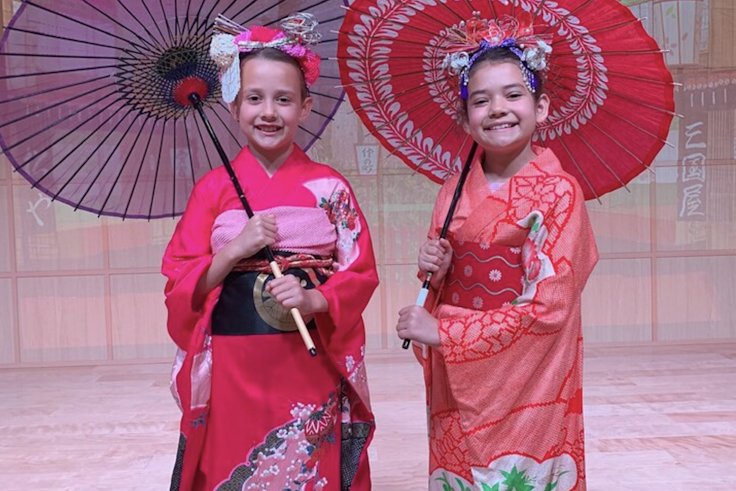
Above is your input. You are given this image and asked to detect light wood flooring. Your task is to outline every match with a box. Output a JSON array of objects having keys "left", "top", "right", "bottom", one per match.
[{"left": 1, "top": 343, "right": 736, "bottom": 490}]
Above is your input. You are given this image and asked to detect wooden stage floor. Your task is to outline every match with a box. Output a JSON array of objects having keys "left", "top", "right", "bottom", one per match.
[{"left": 1, "top": 342, "right": 735, "bottom": 490}]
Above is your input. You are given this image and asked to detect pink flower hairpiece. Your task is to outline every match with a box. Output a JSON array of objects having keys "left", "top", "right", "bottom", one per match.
[
  {"left": 441, "top": 12, "right": 553, "bottom": 97},
  {"left": 210, "top": 13, "right": 321, "bottom": 103}
]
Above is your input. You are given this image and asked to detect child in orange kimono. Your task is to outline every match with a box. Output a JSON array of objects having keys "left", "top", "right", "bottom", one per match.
[
  {"left": 163, "top": 14, "right": 378, "bottom": 491},
  {"left": 396, "top": 16, "right": 599, "bottom": 491}
]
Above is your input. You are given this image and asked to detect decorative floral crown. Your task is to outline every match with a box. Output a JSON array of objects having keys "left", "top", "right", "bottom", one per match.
[
  {"left": 210, "top": 13, "right": 322, "bottom": 103},
  {"left": 441, "top": 12, "right": 553, "bottom": 99}
]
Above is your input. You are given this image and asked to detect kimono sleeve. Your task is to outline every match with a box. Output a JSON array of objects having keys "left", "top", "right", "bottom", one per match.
[
  {"left": 437, "top": 177, "right": 598, "bottom": 363},
  {"left": 315, "top": 180, "right": 379, "bottom": 333},
  {"left": 416, "top": 181, "right": 453, "bottom": 307},
  {"left": 161, "top": 179, "right": 218, "bottom": 349}
]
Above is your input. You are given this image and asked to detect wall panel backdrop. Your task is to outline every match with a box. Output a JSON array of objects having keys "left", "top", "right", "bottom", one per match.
[{"left": 1, "top": 0, "right": 734, "bottom": 366}]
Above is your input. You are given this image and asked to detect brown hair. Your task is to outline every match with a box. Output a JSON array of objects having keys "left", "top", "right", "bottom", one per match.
[
  {"left": 235, "top": 47, "right": 310, "bottom": 103},
  {"left": 456, "top": 47, "right": 546, "bottom": 125}
]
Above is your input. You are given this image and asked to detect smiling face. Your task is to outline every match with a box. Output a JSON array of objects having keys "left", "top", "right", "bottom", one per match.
[
  {"left": 231, "top": 54, "right": 312, "bottom": 165},
  {"left": 463, "top": 60, "right": 549, "bottom": 164}
]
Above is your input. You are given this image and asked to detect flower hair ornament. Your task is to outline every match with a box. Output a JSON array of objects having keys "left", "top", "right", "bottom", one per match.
[
  {"left": 441, "top": 12, "right": 553, "bottom": 99},
  {"left": 209, "top": 13, "right": 322, "bottom": 103}
]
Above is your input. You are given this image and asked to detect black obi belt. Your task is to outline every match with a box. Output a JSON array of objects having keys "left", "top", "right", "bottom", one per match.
[{"left": 211, "top": 252, "right": 329, "bottom": 336}]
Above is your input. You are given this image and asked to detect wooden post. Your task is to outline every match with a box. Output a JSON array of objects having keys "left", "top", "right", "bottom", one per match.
[{"left": 710, "top": 0, "right": 736, "bottom": 68}]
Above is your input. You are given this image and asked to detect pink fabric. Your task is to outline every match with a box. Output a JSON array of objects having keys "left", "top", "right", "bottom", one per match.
[
  {"left": 162, "top": 144, "right": 378, "bottom": 491},
  {"left": 211, "top": 206, "right": 337, "bottom": 257}
]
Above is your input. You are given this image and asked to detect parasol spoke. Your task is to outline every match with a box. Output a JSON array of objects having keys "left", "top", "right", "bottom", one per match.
[
  {"left": 539, "top": 0, "right": 596, "bottom": 35},
  {"left": 309, "top": 108, "right": 336, "bottom": 121},
  {"left": 381, "top": 103, "right": 449, "bottom": 158},
  {"left": 432, "top": 0, "right": 466, "bottom": 23},
  {"left": 553, "top": 48, "right": 668, "bottom": 58},
  {"left": 0, "top": 75, "right": 110, "bottom": 105},
  {"left": 183, "top": 115, "right": 197, "bottom": 185},
  {"left": 484, "top": 0, "right": 498, "bottom": 19},
  {"left": 0, "top": 64, "right": 119, "bottom": 81},
  {"left": 341, "top": 4, "right": 451, "bottom": 40},
  {"left": 158, "top": 0, "right": 175, "bottom": 43},
  {"left": 98, "top": 115, "right": 150, "bottom": 216},
  {"left": 331, "top": 55, "right": 444, "bottom": 61},
  {"left": 371, "top": 88, "right": 452, "bottom": 133},
  {"left": 38, "top": 104, "right": 136, "bottom": 191},
  {"left": 298, "top": 123, "right": 321, "bottom": 140},
  {"left": 192, "top": 113, "right": 215, "bottom": 171},
  {"left": 348, "top": 75, "right": 451, "bottom": 115},
  {"left": 113, "top": 0, "right": 168, "bottom": 52},
  {"left": 179, "top": 0, "right": 196, "bottom": 38},
  {"left": 0, "top": 52, "right": 134, "bottom": 62},
  {"left": 583, "top": 17, "right": 645, "bottom": 37},
  {"left": 338, "top": 66, "right": 444, "bottom": 90},
  {"left": 573, "top": 123, "right": 630, "bottom": 192},
  {"left": 123, "top": 118, "right": 161, "bottom": 219},
  {"left": 243, "top": 0, "right": 292, "bottom": 26},
  {"left": 410, "top": 118, "right": 460, "bottom": 175},
  {"left": 3, "top": 26, "right": 135, "bottom": 54},
  {"left": 549, "top": 61, "right": 676, "bottom": 88},
  {"left": 25, "top": 0, "right": 151, "bottom": 56},
  {"left": 337, "top": 30, "right": 445, "bottom": 49},
  {"left": 81, "top": 0, "right": 163, "bottom": 55},
  {"left": 551, "top": 127, "right": 600, "bottom": 202},
  {"left": 309, "top": 90, "right": 343, "bottom": 101},
  {"left": 75, "top": 112, "right": 144, "bottom": 209},
  {"left": 451, "top": 133, "right": 472, "bottom": 175},
  {"left": 529, "top": 0, "right": 548, "bottom": 27},
  {"left": 5, "top": 91, "right": 120, "bottom": 154},
  {"left": 0, "top": 82, "right": 118, "bottom": 130},
  {"left": 594, "top": 102, "right": 675, "bottom": 148},
  {"left": 269, "top": 0, "right": 334, "bottom": 26},
  {"left": 148, "top": 118, "right": 168, "bottom": 220},
  {"left": 315, "top": 14, "right": 345, "bottom": 26},
  {"left": 212, "top": 102, "right": 244, "bottom": 147},
  {"left": 136, "top": 0, "right": 171, "bottom": 50},
  {"left": 548, "top": 73, "right": 680, "bottom": 117}
]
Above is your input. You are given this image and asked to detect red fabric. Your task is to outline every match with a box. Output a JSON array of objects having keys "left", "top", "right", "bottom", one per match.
[
  {"left": 440, "top": 241, "right": 522, "bottom": 311},
  {"left": 416, "top": 148, "right": 598, "bottom": 491},
  {"left": 338, "top": 0, "right": 675, "bottom": 200},
  {"left": 162, "top": 144, "right": 378, "bottom": 491}
]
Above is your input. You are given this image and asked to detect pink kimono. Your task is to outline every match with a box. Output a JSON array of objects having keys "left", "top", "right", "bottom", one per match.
[
  {"left": 162, "top": 144, "right": 378, "bottom": 491},
  {"left": 417, "top": 147, "right": 598, "bottom": 491}
]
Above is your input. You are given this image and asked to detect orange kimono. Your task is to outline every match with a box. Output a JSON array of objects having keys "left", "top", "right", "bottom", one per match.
[{"left": 417, "top": 147, "right": 598, "bottom": 491}]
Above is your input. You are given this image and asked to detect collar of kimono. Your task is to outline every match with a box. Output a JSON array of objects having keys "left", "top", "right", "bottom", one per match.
[
  {"left": 232, "top": 143, "right": 311, "bottom": 172},
  {"left": 467, "top": 145, "right": 561, "bottom": 195}
]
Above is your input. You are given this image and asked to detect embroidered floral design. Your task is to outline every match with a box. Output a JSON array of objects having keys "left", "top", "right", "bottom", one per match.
[
  {"left": 343, "top": 350, "right": 367, "bottom": 385},
  {"left": 522, "top": 237, "right": 542, "bottom": 282},
  {"left": 429, "top": 453, "right": 578, "bottom": 491},
  {"left": 320, "top": 190, "right": 360, "bottom": 236},
  {"left": 488, "top": 269, "right": 503, "bottom": 282},
  {"left": 472, "top": 296, "right": 484, "bottom": 309},
  {"left": 463, "top": 265, "right": 473, "bottom": 277},
  {"left": 515, "top": 210, "right": 556, "bottom": 304},
  {"left": 214, "top": 395, "right": 338, "bottom": 491}
]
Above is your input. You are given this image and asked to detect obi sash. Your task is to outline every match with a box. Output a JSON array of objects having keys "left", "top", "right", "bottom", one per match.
[
  {"left": 440, "top": 240, "right": 523, "bottom": 311},
  {"left": 212, "top": 252, "right": 330, "bottom": 336}
]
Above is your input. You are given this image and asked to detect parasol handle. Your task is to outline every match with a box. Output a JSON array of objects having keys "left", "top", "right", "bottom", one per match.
[
  {"left": 403, "top": 141, "right": 478, "bottom": 350},
  {"left": 189, "top": 93, "right": 318, "bottom": 357}
]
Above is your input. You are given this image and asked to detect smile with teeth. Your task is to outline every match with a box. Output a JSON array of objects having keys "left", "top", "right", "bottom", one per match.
[
  {"left": 256, "top": 125, "right": 281, "bottom": 133},
  {"left": 486, "top": 123, "right": 516, "bottom": 131}
]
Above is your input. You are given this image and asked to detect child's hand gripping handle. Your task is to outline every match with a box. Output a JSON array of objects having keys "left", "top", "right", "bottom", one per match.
[
  {"left": 402, "top": 142, "right": 478, "bottom": 351},
  {"left": 269, "top": 261, "right": 318, "bottom": 357},
  {"left": 402, "top": 275, "right": 432, "bottom": 350}
]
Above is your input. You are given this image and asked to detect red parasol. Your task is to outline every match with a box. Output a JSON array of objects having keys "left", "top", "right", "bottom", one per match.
[{"left": 337, "top": 0, "right": 677, "bottom": 200}]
